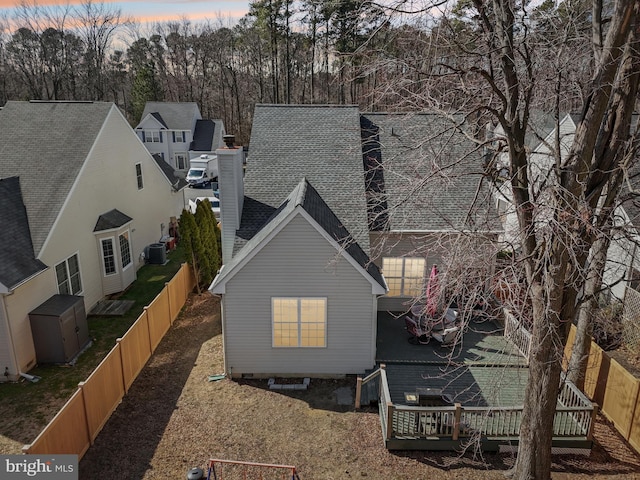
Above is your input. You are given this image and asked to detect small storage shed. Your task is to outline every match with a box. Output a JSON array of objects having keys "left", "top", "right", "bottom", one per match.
[{"left": 29, "top": 294, "right": 90, "bottom": 364}]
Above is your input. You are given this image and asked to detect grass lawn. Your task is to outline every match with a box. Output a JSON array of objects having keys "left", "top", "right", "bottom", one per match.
[{"left": 0, "top": 245, "right": 187, "bottom": 453}]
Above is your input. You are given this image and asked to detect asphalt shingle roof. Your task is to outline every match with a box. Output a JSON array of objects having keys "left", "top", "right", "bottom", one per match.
[
  {"left": 0, "top": 177, "right": 47, "bottom": 289},
  {"left": 152, "top": 154, "right": 188, "bottom": 191},
  {"left": 243, "top": 104, "right": 370, "bottom": 250},
  {"left": 191, "top": 119, "right": 215, "bottom": 151},
  {"left": 215, "top": 178, "right": 385, "bottom": 290},
  {"left": 150, "top": 112, "right": 168, "bottom": 128},
  {"left": 141, "top": 102, "right": 200, "bottom": 130},
  {"left": 94, "top": 209, "right": 133, "bottom": 232},
  {"left": 361, "top": 113, "right": 500, "bottom": 232},
  {"left": 0, "top": 101, "right": 115, "bottom": 255}
]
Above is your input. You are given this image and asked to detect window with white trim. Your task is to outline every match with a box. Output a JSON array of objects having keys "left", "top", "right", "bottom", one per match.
[
  {"left": 135, "top": 163, "right": 143, "bottom": 189},
  {"left": 144, "top": 130, "right": 162, "bottom": 143},
  {"left": 173, "top": 131, "right": 186, "bottom": 143},
  {"left": 175, "top": 152, "right": 188, "bottom": 170},
  {"left": 119, "top": 232, "right": 131, "bottom": 269},
  {"left": 272, "top": 298, "right": 327, "bottom": 347},
  {"left": 55, "top": 254, "right": 82, "bottom": 295},
  {"left": 102, "top": 238, "right": 116, "bottom": 275},
  {"left": 382, "top": 257, "right": 425, "bottom": 297}
]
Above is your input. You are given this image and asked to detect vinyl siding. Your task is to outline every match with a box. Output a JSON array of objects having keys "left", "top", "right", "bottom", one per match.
[
  {"left": 2, "top": 107, "right": 183, "bottom": 376},
  {"left": 4, "top": 270, "right": 55, "bottom": 373},
  {"left": 371, "top": 233, "right": 444, "bottom": 312},
  {"left": 223, "top": 214, "right": 377, "bottom": 377},
  {"left": 0, "top": 298, "right": 15, "bottom": 378},
  {"left": 40, "top": 107, "right": 184, "bottom": 311}
]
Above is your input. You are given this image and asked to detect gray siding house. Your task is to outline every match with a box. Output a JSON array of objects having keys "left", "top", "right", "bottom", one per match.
[{"left": 210, "top": 105, "right": 499, "bottom": 378}]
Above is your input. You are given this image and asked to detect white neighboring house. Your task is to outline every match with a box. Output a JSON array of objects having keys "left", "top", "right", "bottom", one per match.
[
  {"left": 492, "top": 113, "right": 640, "bottom": 300},
  {"left": 0, "top": 101, "right": 185, "bottom": 380},
  {"left": 135, "top": 102, "right": 226, "bottom": 173}
]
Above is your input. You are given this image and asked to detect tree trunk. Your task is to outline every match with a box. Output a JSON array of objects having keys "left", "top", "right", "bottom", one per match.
[
  {"left": 567, "top": 233, "right": 609, "bottom": 389},
  {"left": 512, "top": 284, "right": 565, "bottom": 479}
]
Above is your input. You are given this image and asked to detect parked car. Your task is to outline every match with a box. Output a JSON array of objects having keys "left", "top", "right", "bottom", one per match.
[{"left": 188, "top": 196, "right": 220, "bottom": 217}]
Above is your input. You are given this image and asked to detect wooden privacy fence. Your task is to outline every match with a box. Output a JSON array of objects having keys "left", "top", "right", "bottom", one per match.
[
  {"left": 23, "top": 263, "right": 197, "bottom": 459},
  {"left": 564, "top": 324, "right": 640, "bottom": 454}
]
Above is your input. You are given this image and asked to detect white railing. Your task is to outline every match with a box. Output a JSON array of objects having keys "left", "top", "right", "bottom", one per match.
[
  {"left": 503, "top": 308, "right": 532, "bottom": 361},
  {"left": 367, "top": 365, "right": 595, "bottom": 445}
]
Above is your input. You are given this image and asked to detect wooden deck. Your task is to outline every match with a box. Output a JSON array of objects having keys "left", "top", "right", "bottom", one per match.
[{"left": 369, "top": 311, "right": 596, "bottom": 451}]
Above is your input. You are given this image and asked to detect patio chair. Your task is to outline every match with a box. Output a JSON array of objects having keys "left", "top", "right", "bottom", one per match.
[{"left": 405, "top": 316, "right": 431, "bottom": 344}]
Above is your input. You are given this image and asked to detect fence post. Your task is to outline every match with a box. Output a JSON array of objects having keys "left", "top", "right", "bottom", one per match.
[
  {"left": 144, "top": 306, "right": 153, "bottom": 353},
  {"left": 116, "top": 338, "right": 128, "bottom": 394},
  {"left": 587, "top": 404, "right": 599, "bottom": 441},
  {"left": 452, "top": 403, "right": 462, "bottom": 441},
  {"left": 166, "top": 282, "right": 174, "bottom": 324},
  {"left": 355, "top": 377, "right": 362, "bottom": 409},
  {"left": 78, "top": 382, "right": 94, "bottom": 446}
]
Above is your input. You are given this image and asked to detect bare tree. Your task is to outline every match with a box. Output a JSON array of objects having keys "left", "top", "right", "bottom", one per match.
[
  {"left": 73, "top": 0, "right": 130, "bottom": 100},
  {"left": 357, "top": 0, "right": 639, "bottom": 478}
]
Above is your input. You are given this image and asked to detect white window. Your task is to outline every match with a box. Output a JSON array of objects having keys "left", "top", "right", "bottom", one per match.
[
  {"left": 102, "top": 238, "right": 116, "bottom": 275},
  {"left": 55, "top": 254, "right": 82, "bottom": 295},
  {"left": 119, "top": 232, "right": 131, "bottom": 269},
  {"left": 135, "top": 163, "right": 143, "bottom": 190},
  {"left": 272, "top": 298, "right": 327, "bottom": 348},
  {"left": 382, "top": 257, "right": 425, "bottom": 297},
  {"left": 175, "top": 153, "right": 188, "bottom": 170},
  {"left": 173, "top": 131, "right": 185, "bottom": 143},
  {"left": 144, "top": 130, "right": 162, "bottom": 143}
]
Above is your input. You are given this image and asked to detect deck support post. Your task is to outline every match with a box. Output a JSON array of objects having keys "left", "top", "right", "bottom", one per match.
[
  {"left": 386, "top": 402, "right": 394, "bottom": 441},
  {"left": 452, "top": 403, "right": 462, "bottom": 441},
  {"left": 355, "top": 377, "right": 362, "bottom": 409},
  {"left": 587, "top": 403, "right": 599, "bottom": 441}
]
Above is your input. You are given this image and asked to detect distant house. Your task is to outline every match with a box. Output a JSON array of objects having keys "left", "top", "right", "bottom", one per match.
[
  {"left": 0, "top": 101, "right": 184, "bottom": 380},
  {"left": 210, "top": 105, "right": 498, "bottom": 378},
  {"left": 492, "top": 113, "right": 640, "bottom": 301},
  {"left": 135, "top": 102, "right": 225, "bottom": 172}
]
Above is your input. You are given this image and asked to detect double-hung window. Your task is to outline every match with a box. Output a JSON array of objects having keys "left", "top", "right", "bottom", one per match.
[
  {"left": 102, "top": 238, "right": 116, "bottom": 275},
  {"left": 173, "top": 131, "right": 185, "bottom": 143},
  {"left": 135, "top": 163, "right": 143, "bottom": 189},
  {"left": 55, "top": 254, "right": 82, "bottom": 295},
  {"left": 145, "top": 130, "right": 162, "bottom": 143},
  {"left": 119, "top": 232, "right": 131, "bottom": 269},
  {"left": 382, "top": 257, "right": 425, "bottom": 297},
  {"left": 272, "top": 298, "right": 327, "bottom": 347}
]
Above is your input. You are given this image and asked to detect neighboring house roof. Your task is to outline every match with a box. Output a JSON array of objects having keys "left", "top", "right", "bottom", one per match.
[
  {"left": 243, "top": 104, "right": 370, "bottom": 251},
  {"left": 361, "top": 113, "right": 501, "bottom": 232},
  {"left": 94, "top": 209, "right": 133, "bottom": 232},
  {"left": 0, "top": 177, "right": 47, "bottom": 291},
  {"left": 152, "top": 154, "right": 188, "bottom": 191},
  {"left": 0, "top": 101, "right": 115, "bottom": 255},
  {"left": 150, "top": 112, "right": 168, "bottom": 128},
  {"left": 140, "top": 102, "right": 200, "bottom": 130},
  {"left": 212, "top": 178, "right": 386, "bottom": 294},
  {"left": 190, "top": 119, "right": 215, "bottom": 152}
]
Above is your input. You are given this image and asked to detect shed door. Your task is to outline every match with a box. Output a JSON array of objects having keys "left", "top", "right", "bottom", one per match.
[{"left": 60, "top": 310, "right": 80, "bottom": 362}]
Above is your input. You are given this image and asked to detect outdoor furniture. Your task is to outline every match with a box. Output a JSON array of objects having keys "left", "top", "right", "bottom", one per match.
[
  {"left": 405, "top": 316, "right": 431, "bottom": 344},
  {"left": 408, "top": 307, "right": 461, "bottom": 346}
]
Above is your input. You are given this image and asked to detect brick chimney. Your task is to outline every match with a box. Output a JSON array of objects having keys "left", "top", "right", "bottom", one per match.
[{"left": 216, "top": 135, "right": 244, "bottom": 265}]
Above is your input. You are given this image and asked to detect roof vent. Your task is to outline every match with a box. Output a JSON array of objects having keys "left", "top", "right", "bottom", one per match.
[
  {"left": 223, "top": 134, "right": 235, "bottom": 148},
  {"left": 200, "top": 154, "right": 208, "bottom": 159}
]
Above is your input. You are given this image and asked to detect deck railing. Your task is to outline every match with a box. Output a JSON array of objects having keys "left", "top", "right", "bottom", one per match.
[
  {"left": 371, "top": 368, "right": 595, "bottom": 445},
  {"left": 503, "top": 308, "right": 531, "bottom": 361}
]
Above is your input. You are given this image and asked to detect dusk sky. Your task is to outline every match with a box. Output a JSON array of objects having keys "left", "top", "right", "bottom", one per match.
[{"left": 0, "top": 0, "right": 251, "bottom": 26}]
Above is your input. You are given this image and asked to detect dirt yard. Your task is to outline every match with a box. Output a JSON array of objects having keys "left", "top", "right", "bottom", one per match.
[{"left": 78, "top": 294, "right": 640, "bottom": 480}]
